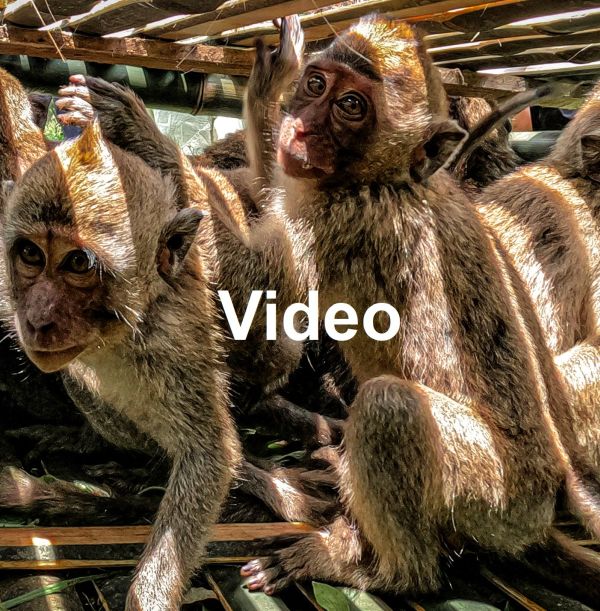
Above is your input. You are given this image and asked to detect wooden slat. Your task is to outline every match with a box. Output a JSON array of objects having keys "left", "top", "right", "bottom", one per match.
[
  {"left": 0, "top": 24, "right": 254, "bottom": 75},
  {"left": 477, "top": 59, "right": 600, "bottom": 78},
  {"left": 0, "top": 522, "right": 314, "bottom": 546},
  {"left": 437, "top": 47, "right": 600, "bottom": 71},
  {"left": 141, "top": 0, "right": 334, "bottom": 40},
  {"left": 41, "top": 0, "right": 227, "bottom": 36},
  {"left": 172, "top": 0, "right": 527, "bottom": 44},
  {"left": 480, "top": 568, "right": 546, "bottom": 611},
  {"left": 429, "top": 1, "right": 599, "bottom": 35},
  {"left": 3, "top": 0, "right": 98, "bottom": 27},
  {"left": 431, "top": 29, "right": 600, "bottom": 63}
]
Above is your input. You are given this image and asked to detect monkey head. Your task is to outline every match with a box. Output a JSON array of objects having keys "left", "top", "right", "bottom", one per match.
[
  {"left": 277, "top": 15, "right": 466, "bottom": 185},
  {"left": 550, "top": 82, "right": 600, "bottom": 183},
  {"left": 1, "top": 122, "right": 203, "bottom": 373}
]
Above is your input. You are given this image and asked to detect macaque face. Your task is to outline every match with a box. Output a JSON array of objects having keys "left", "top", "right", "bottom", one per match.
[
  {"left": 277, "top": 59, "right": 377, "bottom": 180},
  {"left": 7, "top": 230, "right": 122, "bottom": 372}
]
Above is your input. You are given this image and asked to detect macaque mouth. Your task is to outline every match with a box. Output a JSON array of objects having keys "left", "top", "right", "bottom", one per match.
[
  {"left": 27, "top": 345, "right": 86, "bottom": 372},
  {"left": 277, "top": 147, "right": 333, "bottom": 179}
]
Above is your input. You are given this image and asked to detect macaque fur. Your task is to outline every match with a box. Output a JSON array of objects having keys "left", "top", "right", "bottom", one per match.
[
  {"left": 0, "top": 68, "right": 46, "bottom": 182},
  {"left": 239, "top": 15, "right": 600, "bottom": 600},
  {"left": 55, "top": 69, "right": 347, "bottom": 449},
  {"left": 1, "top": 125, "right": 241, "bottom": 610},
  {"left": 480, "top": 82, "right": 600, "bottom": 473}
]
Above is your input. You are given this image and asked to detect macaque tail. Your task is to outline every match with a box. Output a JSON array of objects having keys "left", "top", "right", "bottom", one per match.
[
  {"left": 516, "top": 528, "right": 600, "bottom": 607},
  {"left": 448, "top": 84, "right": 556, "bottom": 174}
]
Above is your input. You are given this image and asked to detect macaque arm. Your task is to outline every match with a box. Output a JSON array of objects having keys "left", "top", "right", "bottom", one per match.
[
  {"left": 57, "top": 77, "right": 193, "bottom": 209},
  {"left": 245, "top": 15, "right": 304, "bottom": 208},
  {"left": 247, "top": 394, "right": 344, "bottom": 446},
  {"left": 128, "top": 441, "right": 231, "bottom": 610}
]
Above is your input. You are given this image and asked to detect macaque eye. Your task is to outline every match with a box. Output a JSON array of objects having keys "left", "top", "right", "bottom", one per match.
[
  {"left": 336, "top": 93, "right": 367, "bottom": 119},
  {"left": 63, "top": 249, "right": 96, "bottom": 274},
  {"left": 17, "top": 240, "right": 44, "bottom": 267},
  {"left": 305, "top": 74, "right": 327, "bottom": 97}
]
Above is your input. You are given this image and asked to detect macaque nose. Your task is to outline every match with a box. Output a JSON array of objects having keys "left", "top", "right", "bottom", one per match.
[
  {"left": 292, "top": 119, "right": 311, "bottom": 140},
  {"left": 26, "top": 318, "right": 56, "bottom": 336}
]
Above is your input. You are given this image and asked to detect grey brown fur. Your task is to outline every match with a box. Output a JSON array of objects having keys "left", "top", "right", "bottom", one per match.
[
  {"left": 480, "top": 82, "right": 600, "bottom": 477},
  {"left": 240, "top": 15, "right": 600, "bottom": 600},
  {"left": 1, "top": 127, "right": 241, "bottom": 610}
]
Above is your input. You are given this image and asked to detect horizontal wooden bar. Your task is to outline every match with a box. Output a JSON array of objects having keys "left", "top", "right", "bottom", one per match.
[
  {"left": 0, "top": 25, "right": 254, "bottom": 76},
  {"left": 0, "top": 522, "right": 313, "bottom": 547},
  {"left": 0, "top": 557, "right": 254, "bottom": 570}
]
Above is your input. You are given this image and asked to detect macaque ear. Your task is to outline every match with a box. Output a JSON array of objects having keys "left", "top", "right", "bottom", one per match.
[
  {"left": 578, "top": 133, "right": 600, "bottom": 182},
  {"left": 411, "top": 120, "right": 467, "bottom": 182},
  {"left": 157, "top": 208, "right": 205, "bottom": 282},
  {"left": 74, "top": 120, "right": 105, "bottom": 166}
]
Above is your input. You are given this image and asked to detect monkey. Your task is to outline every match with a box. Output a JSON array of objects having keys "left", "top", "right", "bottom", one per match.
[
  {"left": 193, "top": 129, "right": 248, "bottom": 171},
  {"left": 0, "top": 123, "right": 241, "bottom": 610},
  {"left": 52, "top": 20, "right": 347, "bottom": 454},
  {"left": 478, "top": 81, "right": 600, "bottom": 473},
  {"left": 233, "top": 15, "right": 600, "bottom": 603}
]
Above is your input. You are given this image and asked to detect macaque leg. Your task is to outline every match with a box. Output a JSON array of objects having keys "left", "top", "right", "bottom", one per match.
[
  {"left": 238, "top": 460, "right": 337, "bottom": 525},
  {"left": 243, "top": 375, "right": 550, "bottom": 595},
  {"left": 555, "top": 336, "right": 600, "bottom": 470},
  {"left": 248, "top": 394, "right": 344, "bottom": 446},
  {"left": 245, "top": 14, "right": 304, "bottom": 205}
]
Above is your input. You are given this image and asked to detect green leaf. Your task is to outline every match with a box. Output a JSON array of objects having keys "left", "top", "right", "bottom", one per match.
[
  {"left": 0, "top": 574, "right": 108, "bottom": 609},
  {"left": 425, "top": 600, "right": 501, "bottom": 611},
  {"left": 313, "top": 582, "right": 350, "bottom": 611}
]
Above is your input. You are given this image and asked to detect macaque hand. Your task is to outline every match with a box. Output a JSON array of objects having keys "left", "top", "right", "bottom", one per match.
[
  {"left": 254, "top": 15, "right": 304, "bottom": 90},
  {"left": 56, "top": 77, "right": 96, "bottom": 127}
]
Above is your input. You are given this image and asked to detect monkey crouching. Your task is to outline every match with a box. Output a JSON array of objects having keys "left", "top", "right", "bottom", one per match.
[
  {"left": 239, "top": 15, "right": 600, "bottom": 604},
  {"left": 0, "top": 123, "right": 241, "bottom": 610}
]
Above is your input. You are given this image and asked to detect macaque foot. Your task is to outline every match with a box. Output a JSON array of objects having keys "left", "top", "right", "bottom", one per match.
[{"left": 242, "top": 534, "right": 314, "bottom": 594}]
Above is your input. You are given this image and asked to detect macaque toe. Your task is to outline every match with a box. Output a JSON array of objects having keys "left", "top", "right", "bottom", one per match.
[
  {"left": 243, "top": 556, "right": 292, "bottom": 594},
  {"left": 310, "top": 445, "right": 341, "bottom": 470},
  {"left": 241, "top": 556, "right": 273, "bottom": 577}
]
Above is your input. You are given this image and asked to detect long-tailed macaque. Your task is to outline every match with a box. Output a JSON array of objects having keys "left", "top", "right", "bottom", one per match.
[
  {"left": 480, "top": 82, "right": 600, "bottom": 472},
  {"left": 236, "top": 15, "right": 600, "bottom": 603},
  {"left": 0, "top": 124, "right": 241, "bottom": 610},
  {"left": 54, "top": 51, "right": 346, "bottom": 451}
]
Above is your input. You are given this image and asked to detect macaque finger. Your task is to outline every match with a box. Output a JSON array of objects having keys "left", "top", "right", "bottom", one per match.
[
  {"left": 56, "top": 111, "right": 93, "bottom": 127},
  {"left": 246, "top": 565, "right": 283, "bottom": 591},
  {"left": 278, "top": 15, "right": 304, "bottom": 69},
  {"left": 241, "top": 556, "right": 274, "bottom": 577},
  {"left": 55, "top": 97, "right": 95, "bottom": 122},
  {"left": 57, "top": 84, "right": 92, "bottom": 103}
]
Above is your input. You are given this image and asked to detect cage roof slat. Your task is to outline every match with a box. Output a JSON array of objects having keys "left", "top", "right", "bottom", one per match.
[
  {"left": 0, "top": 23, "right": 254, "bottom": 74},
  {"left": 189, "top": 0, "right": 526, "bottom": 45}
]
